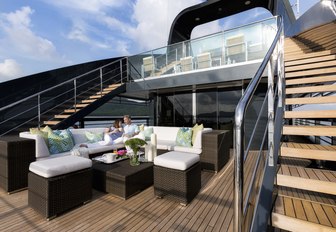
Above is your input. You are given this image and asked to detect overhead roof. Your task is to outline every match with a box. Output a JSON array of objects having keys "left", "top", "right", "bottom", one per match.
[{"left": 168, "top": 0, "right": 274, "bottom": 44}]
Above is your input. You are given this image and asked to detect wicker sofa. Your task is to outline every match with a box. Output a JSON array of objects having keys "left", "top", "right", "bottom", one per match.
[
  {"left": 19, "top": 126, "right": 229, "bottom": 169},
  {"left": 150, "top": 127, "right": 231, "bottom": 172},
  {"left": 19, "top": 126, "right": 213, "bottom": 161},
  {"left": 149, "top": 126, "right": 213, "bottom": 155}
]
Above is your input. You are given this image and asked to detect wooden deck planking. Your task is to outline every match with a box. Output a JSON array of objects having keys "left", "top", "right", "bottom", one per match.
[
  {"left": 1, "top": 149, "right": 263, "bottom": 232},
  {"left": 0, "top": 149, "right": 265, "bottom": 232}
]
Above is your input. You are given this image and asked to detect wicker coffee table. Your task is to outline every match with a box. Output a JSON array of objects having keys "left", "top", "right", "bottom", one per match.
[{"left": 92, "top": 159, "right": 153, "bottom": 199}]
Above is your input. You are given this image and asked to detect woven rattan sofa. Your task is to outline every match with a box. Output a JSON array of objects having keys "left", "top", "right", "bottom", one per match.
[
  {"left": 148, "top": 127, "right": 231, "bottom": 172},
  {"left": 19, "top": 126, "right": 231, "bottom": 173}
]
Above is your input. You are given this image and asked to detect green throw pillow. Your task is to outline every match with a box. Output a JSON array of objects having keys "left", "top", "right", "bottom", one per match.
[
  {"left": 143, "top": 127, "right": 153, "bottom": 141},
  {"left": 85, "top": 131, "right": 103, "bottom": 143},
  {"left": 42, "top": 125, "right": 53, "bottom": 134},
  {"left": 30, "top": 127, "right": 49, "bottom": 145},
  {"left": 138, "top": 124, "right": 145, "bottom": 131},
  {"left": 192, "top": 123, "right": 204, "bottom": 145},
  {"left": 175, "top": 127, "right": 192, "bottom": 147},
  {"left": 47, "top": 129, "right": 75, "bottom": 154}
]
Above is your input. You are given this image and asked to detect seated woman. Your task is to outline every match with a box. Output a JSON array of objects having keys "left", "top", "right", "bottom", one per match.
[{"left": 105, "top": 119, "right": 124, "bottom": 141}]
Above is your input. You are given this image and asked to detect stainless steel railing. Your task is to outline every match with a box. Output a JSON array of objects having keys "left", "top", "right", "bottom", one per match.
[
  {"left": 0, "top": 57, "right": 128, "bottom": 136},
  {"left": 234, "top": 16, "right": 285, "bottom": 232}
]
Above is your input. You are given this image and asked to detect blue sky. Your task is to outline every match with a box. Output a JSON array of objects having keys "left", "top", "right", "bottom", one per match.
[{"left": 0, "top": 0, "right": 318, "bottom": 82}]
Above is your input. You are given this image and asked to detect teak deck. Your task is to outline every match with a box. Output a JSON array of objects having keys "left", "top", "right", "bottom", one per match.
[{"left": 0, "top": 149, "right": 255, "bottom": 232}]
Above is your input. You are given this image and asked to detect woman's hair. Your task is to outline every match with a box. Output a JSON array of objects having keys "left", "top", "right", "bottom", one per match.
[{"left": 113, "top": 119, "right": 122, "bottom": 128}]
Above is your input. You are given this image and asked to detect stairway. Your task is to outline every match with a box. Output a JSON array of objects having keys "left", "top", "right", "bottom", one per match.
[
  {"left": 44, "top": 83, "right": 125, "bottom": 129},
  {"left": 271, "top": 21, "right": 336, "bottom": 232}
]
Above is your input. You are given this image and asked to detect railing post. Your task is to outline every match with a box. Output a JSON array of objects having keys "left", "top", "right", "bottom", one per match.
[
  {"left": 234, "top": 114, "right": 244, "bottom": 232},
  {"left": 278, "top": 28, "right": 285, "bottom": 108},
  {"left": 100, "top": 68, "right": 103, "bottom": 96},
  {"left": 120, "top": 59, "right": 123, "bottom": 83},
  {"left": 74, "top": 79, "right": 77, "bottom": 112},
  {"left": 245, "top": 41, "right": 248, "bottom": 61},
  {"left": 126, "top": 57, "right": 130, "bottom": 82},
  {"left": 38, "top": 94, "right": 41, "bottom": 129},
  {"left": 267, "top": 61, "right": 275, "bottom": 167},
  {"left": 151, "top": 51, "right": 154, "bottom": 74},
  {"left": 166, "top": 49, "right": 168, "bottom": 66},
  {"left": 182, "top": 41, "right": 186, "bottom": 58}
]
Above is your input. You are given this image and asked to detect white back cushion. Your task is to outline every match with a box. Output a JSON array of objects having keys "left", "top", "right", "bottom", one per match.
[
  {"left": 152, "top": 126, "right": 180, "bottom": 142},
  {"left": 69, "top": 128, "right": 105, "bottom": 144}
]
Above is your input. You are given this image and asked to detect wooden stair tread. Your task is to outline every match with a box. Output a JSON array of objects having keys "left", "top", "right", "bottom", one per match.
[
  {"left": 283, "top": 142, "right": 336, "bottom": 151},
  {"left": 277, "top": 165, "right": 336, "bottom": 195},
  {"left": 74, "top": 103, "right": 89, "bottom": 108},
  {"left": 277, "top": 186, "right": 336, "bottom": 207},
  {"left": 286, "top": 67, "right": 336, "bottom": 78},
  {"left": 64, "top": 109, "right": 78, "bottom": 113},
  {"left": 43, "top": 121, "right": 60, "bottom": 125},
  {"left": 286, "top": 84, "right": 336, "bottom": 94},
  {"left": 283, "top": 125, "right": 336, "bottom": 136},
  {"left": 285, "top": 54, "right": 336, "bottom": 67},
  {"left": 54, "top": 114, "right": 70, "bottom": 119},
  {"left": 82, "top": 99, "right": 97, "bottom": 103},
  {"left": 281, "top": 143, "right": 336, "bottom": 162},
  {"left": 286, "top": 75, "right": 336, "bottom": 85},
  {"left": 89, "top": 95, "right": 103, "bottom": 99},
  {"left": 285, "top": 50, "right": 336, "bottom": 62},
  {"left": 284, "top": 110, "right": 336, "bottom": 119},
  {"left": 95, "top": 91, "right": 109, "bottom": 95},
  {"left": 272, "top": 195, "right": 336, "bottom": 231},
  {"left": 103, "top": 87, "right": 118, "bottom": 91},
  {"left": 108, "top": 83, "right": 122, "bottom": 88},
  {"left": 286, "top": 96, "right": 336, "bottom": 105},
  {"left": 297, "top": 21, "right": 336, "bottom": 39},
  {"left": 285, "top": 60, "right": 336, "bottom": 72}
]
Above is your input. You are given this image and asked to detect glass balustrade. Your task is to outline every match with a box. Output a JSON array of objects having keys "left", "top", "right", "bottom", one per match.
[{"left": 128, "top": 17, "right": 277, "bottom": 80}]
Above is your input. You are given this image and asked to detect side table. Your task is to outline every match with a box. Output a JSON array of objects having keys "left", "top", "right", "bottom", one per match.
[
  {"left": 92, "top": 159, "right": 153, "bottom": 199},
  {"left": 0, "top": 136, "right": 35, "bottom": 193},
  {"left": 201, "top": 130, "right": 231, "bottom": 173}
]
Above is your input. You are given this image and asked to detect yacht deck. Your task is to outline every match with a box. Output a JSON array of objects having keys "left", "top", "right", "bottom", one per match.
[{"left": 1, "top": 150, "right": 253, "bottom": 232}]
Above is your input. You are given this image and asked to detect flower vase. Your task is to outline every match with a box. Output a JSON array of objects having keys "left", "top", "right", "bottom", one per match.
[{"left": 129, "top": 151, "right": 140, "bottom": 166}]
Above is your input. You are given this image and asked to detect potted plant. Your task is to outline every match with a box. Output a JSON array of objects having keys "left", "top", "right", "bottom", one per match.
[{"left": 124, "top": 138, "right": 147, "bottom": 166}]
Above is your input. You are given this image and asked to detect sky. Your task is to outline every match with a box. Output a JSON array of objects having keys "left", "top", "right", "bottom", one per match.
[{"left": 0, "top": 0, "right": 319, "bottom": 82}]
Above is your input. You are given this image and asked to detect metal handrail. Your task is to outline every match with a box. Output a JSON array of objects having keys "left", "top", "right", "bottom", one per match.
[
  {"left": 0, "top": 57, "right": 127, "bottom": 135},
  {"left": 0, "top": 58, "right": 126, "bottom": 112},
  {"left": 234, "top": 15, "right": 284, "bottom": 232}
]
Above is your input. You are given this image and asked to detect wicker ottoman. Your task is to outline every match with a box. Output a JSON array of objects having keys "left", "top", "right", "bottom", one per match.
[
  {"left": 28, "top": 156, "right": 92, "bottom": 220},
  {"left": 154, "top": 151, "right": 201, "bottom": 206}
]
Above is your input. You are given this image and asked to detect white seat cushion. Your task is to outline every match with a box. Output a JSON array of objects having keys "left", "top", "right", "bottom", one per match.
[
  {"left": 173, "top": 146, "right": 201, "bottom": 154},
  {"left": 154, "top": 151, "right": 199, "bottom": 171},
  {"left": 29, "top": 156, "right": 92, "bottom": 178}
]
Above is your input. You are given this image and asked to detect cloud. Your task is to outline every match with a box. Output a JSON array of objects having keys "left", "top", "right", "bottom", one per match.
[
  {"left": 129, "top": 0, "right": 203, "bottom": 51},
  {"left": 44, "top": 0, "right": 124, "bottom": 14},
  {"left": 67, "top": 20, "right": 111, "bottom": 49},
  {"left": 0, "top": 59, "right": 23, "bottom": 82},
  {"left": 42, "top": 0, "right": 206, "bottom": 54},
  {"left": 0, "top": 6, "right": 62, "bottom": 61}
]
